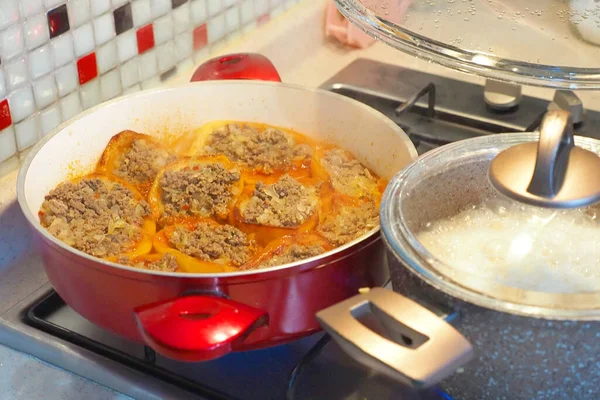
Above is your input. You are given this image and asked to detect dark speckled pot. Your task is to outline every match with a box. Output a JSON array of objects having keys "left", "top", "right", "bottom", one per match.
[{"left": 381, "top": 134, "right": 600, "bottom": 400}]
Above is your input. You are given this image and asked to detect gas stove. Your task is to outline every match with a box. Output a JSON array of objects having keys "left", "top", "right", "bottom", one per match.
[{"left": 1, "top": 58, "right": 598, "bottom": 400}]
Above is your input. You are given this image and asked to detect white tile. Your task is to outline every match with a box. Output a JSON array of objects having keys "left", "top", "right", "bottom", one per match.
[
  {"left": 112, "top": 0, "right": 129, "bottom": 7},
  {"left": 138, "top": 49, "right": 157, "bottom": 81},
  {"left": 44, "top": 0, "right": 63, "bottom": 8},
  {"left": 116, "top": 30, "right": 137, "bottom": 62},
  {"left": 33, "top": 74, "right": 58, "bottom": 109},
  {"left": 93, "top": 12, "right": 115, "bottom": 46},
  {"left": 8, "top": 85, "right": 35, "bottom": 123},
  {"left": 178, "top": 57, "right": 193, "bottom": 72},
  {"left": 191, "top": 0, "right": 207, "bottom": 25},
  {"left": 122, "top": 84, "right": 141, "bottom": 95},
  {"left": 80, "top": 79, "right": 101, "bottom": 109},
  {"left": 153, "top": 13, "right": 173, "bottom": 45},
  {"left": 0, "top": 126, "right": 17, "bottom": 163},
  {"left": 90, "top": 0, "right": 111, "bottom": 16},
  {"left": 175, "top": 31, "right": 192, "bottom": 61},
  {"left": 223, "top": 0, "right": 236, "bottom": 7},
  {"left": 240, "top": 0, "right": 253, "bottom": 25},
  {"left": 120, "top": 57, "right": 139, "bottom": 88},
  {"left": 284, "top": 0, "right": 296, "bottom": 10},
  {"left": 151, "top": 0, "right": 171, "bottom": 18},
  {"left": 173, "top": 3, "right": 190, "bottom": 35},
  {"left": 132, "top": 0, "right": 152, "bottom": 27},
  {"left": 241, "top": 21, "right": 257, "bottom": 36},
  {"left": 73, "top": 23, "right": 95, "bottom": 56},
  {"left": 96, "top": 40, "right": 118, "bottom": 74},
  {"left": 5, "top": 57, "right": 28, "bottom": 91},
  {"left": 50, "top": 32, "right": 75, "bottom": 68},
  {"left": 100, "top": 68, "right": 122, "bottom": 101},
  {"left": 0, "top": 0, "right": 20, "bottom": 31},
  {"left": 207, "top": 0, "right": 221, "bottom": 16},
  {"left": 271, "top": 4, "right": 284, "bottom": 18},
  {"left": 156, "top": 41, "right": 175, "bottom": 72},
  {"left": 0, "top": 24, "right": 24, "bottom": 61},
  {"left": 15, "top": 114, "right": 39, "bottom": 150},
  {"left": 24, "top": 13, "right": 49, "bottom": 50},
  {"left": 28, "top": 44, "right": 52, "bottom": 80},
  {"left": 193, "top": 46, "right": 209, "bottom": 63},
  {"left": 141, "top": 76, "right": 160, "bottom": 90},
  {"left": 209, "top": 38, "right": 227, "bottom": 55},
  {"left": 55, "top": 63, "right": 78, "bottom": 97},
  {"left": 39, "top": 105, "right": 62, "bottom": 137},
  {"left": 59, "top": 91, "right": 82, "bottom": 120},
  {"left": 254, "top": 0, "right": 268, "bottom": 16},
  {"left": 50, "top": 33, "right": 74, "bottom": 68},
  {"left": 225, "top": 5, "right": 239, "bottom": 34},
  {"left": 207, "top": 13, "right": 225, "bottom": 43},
  {"left": 227, "top": 31, "right": 241, "bottom": 46},
  {"left": 68, "top": 0, "right": 91, "bottom": 28},
  {"left": 0, "top": 71, "right": 6, "bottom": 98},
  {"left": 21, "top": 0, "right": 43, "bottom": 19}
]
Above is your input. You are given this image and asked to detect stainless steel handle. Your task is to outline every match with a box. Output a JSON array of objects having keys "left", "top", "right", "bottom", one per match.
[
  {"left": 315, "top": 288, "right": 473, "bottom": 388},
  {"left": 526, "top": 110, "right": 574, "bottom": 198}
]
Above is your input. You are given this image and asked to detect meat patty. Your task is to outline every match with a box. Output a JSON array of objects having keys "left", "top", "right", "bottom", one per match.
[
  {"left": 257, "top": 244, "right": 325, "bottom": 268},
  {"left": 203, "top": 124, "right": 313, "bottom": 173},
  {"left": 240, "top": 175, "right": 319, "bottom": 227},
  {"left": 169, "top": 223, "right": 255, "bottom": 266},
  {"left": 321, "top": 149, "right": 378, "bottom": 197},
  {"left": 160, "top": 162, "right": 241, "bottom": 218},
  {"left": 118, "top": 253, "right": 178, "bottom": 272},
  {"left": 116, "top": 139, "right": 177, "bottom": 184},
  {"left": 40, "top": 177, "right": 150, "bottom": 257},
  {"left": 317, "top": 200, "right": 379, "bottom": 246}
]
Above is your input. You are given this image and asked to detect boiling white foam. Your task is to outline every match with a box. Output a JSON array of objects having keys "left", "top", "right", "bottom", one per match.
[{"left": 416, "top": 197, "right": 600, "bottom": 293}]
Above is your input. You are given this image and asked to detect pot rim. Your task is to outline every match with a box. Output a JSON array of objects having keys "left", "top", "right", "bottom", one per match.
[
  {"left": 381, "top": 132, "right": 600, "bottom": 321},
  {"left": 17, "top": 79, "right": 417, "bottom": 280}
]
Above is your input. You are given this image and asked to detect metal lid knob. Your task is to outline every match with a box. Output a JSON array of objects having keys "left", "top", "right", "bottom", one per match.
[{"left": 489, "top": 110, "right": 600, "bottom": 208}]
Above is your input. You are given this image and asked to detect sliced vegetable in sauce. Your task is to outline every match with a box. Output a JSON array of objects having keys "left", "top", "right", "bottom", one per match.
[{"left": 40, "top": 121, "right": 386, "bottom": 272}]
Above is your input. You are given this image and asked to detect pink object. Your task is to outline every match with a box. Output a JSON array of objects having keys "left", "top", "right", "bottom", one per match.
[{"left": 325, "top": 1, "right": 376, "bottom": 48}]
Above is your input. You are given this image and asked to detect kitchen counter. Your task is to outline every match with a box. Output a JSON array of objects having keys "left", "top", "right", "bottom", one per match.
[{"left": 2, "top": 0, "right": 600, "bottom": 398}]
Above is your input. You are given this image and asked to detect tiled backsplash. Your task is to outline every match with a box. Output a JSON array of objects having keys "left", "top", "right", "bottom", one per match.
[{"left": 0, "top": 0, "right": 298, "bottom": 177}]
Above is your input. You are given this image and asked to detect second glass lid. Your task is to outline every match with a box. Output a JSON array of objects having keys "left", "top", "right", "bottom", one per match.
[{"left": 336, "top": 0, "right": 600, "bottom": 89}]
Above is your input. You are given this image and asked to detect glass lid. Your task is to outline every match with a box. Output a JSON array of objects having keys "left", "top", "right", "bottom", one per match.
[
  {"left": 335, "top": 0, "right": 600, "bottom": 89},
  {"left": 380, "top": 133, "right": 600, "bottom": 319}
]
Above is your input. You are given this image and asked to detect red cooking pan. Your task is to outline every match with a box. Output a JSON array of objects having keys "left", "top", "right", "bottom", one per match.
[{"left": 17, "top": 53, "right": 417, "bottom": 362}]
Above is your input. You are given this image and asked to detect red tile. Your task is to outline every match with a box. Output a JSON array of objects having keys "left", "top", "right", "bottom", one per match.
[
  {"left": 0, "top": 99, "right": 11, "bottom": 131},
  {"left": 136, "top": 24, "right": 155, "bottom": 54},
  {"left": 193, "top": 24, "right": 208, "bottom": 50},
  {"left": 77, "top": 53, "right": 98, "bottom": 85},
  {"left": 257, "top": 14, "right": 270, "bottom": 26}
]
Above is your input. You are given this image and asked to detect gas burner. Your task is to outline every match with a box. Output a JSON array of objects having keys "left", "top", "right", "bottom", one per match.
[{"left": 320, "top": 59, "right": 600, "bottom": 155}]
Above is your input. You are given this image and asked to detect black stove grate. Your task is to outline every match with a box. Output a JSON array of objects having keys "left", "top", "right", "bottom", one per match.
[
  {"left": 21, "top": 289, "right": 454, "bottom": 400},
  {"left": 23, "top": 290, "right": 237, "bottom": 400}
]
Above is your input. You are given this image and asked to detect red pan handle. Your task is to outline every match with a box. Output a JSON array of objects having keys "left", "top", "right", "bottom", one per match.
[
  {"left": 190, "top": 53, "right": 282, "bottom": 82},
  {"left": 142, "top": 53, "right": 277, "bottom": 362},
  {"left": 134, "top": 295, "right": 269, "bottom": 362}
]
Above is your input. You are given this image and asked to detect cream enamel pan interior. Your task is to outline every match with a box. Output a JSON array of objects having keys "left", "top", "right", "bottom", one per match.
[{"left": 17, "top": 80, "right": 417, "bottom": 277}]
